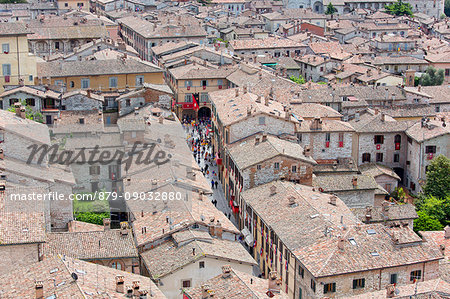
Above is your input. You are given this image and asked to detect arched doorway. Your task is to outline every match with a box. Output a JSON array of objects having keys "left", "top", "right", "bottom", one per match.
[
  {"left": 198, "top": 106, "right": 211, "bottom": 119},
  {"left": 313, "top": 1, "right": 323, "bottom": 13}
]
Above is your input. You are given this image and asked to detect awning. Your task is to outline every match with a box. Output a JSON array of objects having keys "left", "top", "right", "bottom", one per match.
[
  {"left": 241, "top": 227, "right": 250, "bottom": 237},
  {"left": 245, "top": 234, "right": 254, "bottom": 246}
]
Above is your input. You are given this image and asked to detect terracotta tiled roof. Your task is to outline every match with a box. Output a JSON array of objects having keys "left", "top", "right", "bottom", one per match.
[
  {"left": 0, "top": 256, "right": 167, "bottom": 298},
  {"left": 405, "top": 119, "right": 449, "bottom": 142},
  {"left": 141, "top": 236, "right": 256, "bottom": 279},
  {"left": 0, "top": 109, "right": 51, "bottom": 145},
  {"left": 230, "top": 37, "right": 304, "bottom": 50},
  {"left": 184, "top": 268, "right": 289, "bottom": 298},
  {"left": 313, "top": 174, "right": 379, "bottom": 192},
  {"left": 228, "top": 133, "right": 316, "bottom": 169},
  {"left": 352, "top": 203, "right": 418, "bottom": 223},
  {"left": 44, "top": 230, "right": 138, "bottom": 260}
]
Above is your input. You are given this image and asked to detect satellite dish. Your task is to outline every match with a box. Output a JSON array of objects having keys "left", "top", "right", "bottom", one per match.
[{"left": 71, "top": 273, "right": 78, "bottom": 281}]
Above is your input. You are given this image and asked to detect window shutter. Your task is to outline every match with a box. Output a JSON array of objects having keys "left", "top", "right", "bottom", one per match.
[
  {"left": 362, "top": 279, "right": 365, "bottom": 288},
  {"left": 353, "top": 280, "right": 357, "bottom": 289}
]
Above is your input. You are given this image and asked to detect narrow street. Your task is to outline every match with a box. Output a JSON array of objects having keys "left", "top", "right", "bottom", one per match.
[{"left": 183, "top": 120, "right": 239, "bottom": 228}]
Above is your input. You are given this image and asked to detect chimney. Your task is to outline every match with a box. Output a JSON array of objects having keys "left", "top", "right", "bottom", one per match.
[
  {"left": 103, "top": 218, "right": 111, "bottom": 230},
  {"left": 208, "top": 218, "right": 215, "bottom": 236},
  {"left": 256, "top": 95, "right": 261, "bottom": 103},
  {"left": 329, "top": 195, "right": 337, "bottom": 206},
  {"left": 221, "top": 265, "right": 232, "bottom": 278},
  {"left": 264, "top": 96, "right": 269, "bottom": 106},
  {"left": 337, "top": 238, "right": 345, "bottom": 251},
  {"left": 201, "top": 284, "right": 211, "bottom": 299},
  {"left": 440, "top": 244, "right": 446, "bottom": 255},
  {"left": 303, "top": 145, "right": 311, "bottom": 157},
  {"left": 268, "top": 272, "right": 281, "bottom": 293},
  {"left": 259, "top": 72, "right": 262, "bottom": 80},
  {"left": 132, "top": 281, "right": 140, "bottom": 296},
  {"left": 159, "top": 115, "right": 164, "bottom": 124},
  {"left": 445, "top": 226, "right": 450, "bottom": 239},
  {"left": 35, "top": 281, "right": 44, "bottom": 299},
  {"left": 235, "top": 89, "right": 239, "bottom": 97},
  {"left": 14, "top": 102, "right": 21, "bottom": 117},
  {"left": 285, "top": 108, "right": 290, "bottom": 120},
  {"left": 311, "top": 117, "right": 322, "bottom": 130},
  {"left": 0, "top": 148, "right": 4, "bottom": 160},
  {"left": 214, "top": 220, "right": 223, "bottom": 239},
  {"left": 387, "top": 284, "right": 396, "bottom": 298},
  {"left": 116, "top": 275, "right": 125, "bottom": 293},
  {"left": 19, "top": 106, "right": 26, "bottom": 119},
  {"left": 87, "top": 89, "right": 91, "bottom": 98},
  {"left": 418, "top": 85, "right": 421, "bottom": 92},
  {"left": 247, "top": 107, "right": 251, "bottom": 116},
  {"left": 270, "top": 185, "right": 277, "bottom": 195},
  {"left": 120, "top": 222, "right": 129, "bottom": 236},
  {"left": 126, "top": 286, "right": 133, "bottom": 297},
  {"left": 186, "top": 168, "right": 196, "bottom": 181},
  {"left": 381, "top": 113, "right": 385, "bottom": 122},
  {"left": 365, "top": 207, "right": 372, "bottom": 222},
  {"left": 243, "top": 85, "right": 247, "bottom": 93},
  {"left": 255, "top": 136, "right": 260, "bottom": 145},
  {"left": 352, "top": 176, "right": 358, "bottom": 187},
  {"left": 367, "top": 68, "right": 372, "bottom": 77}
]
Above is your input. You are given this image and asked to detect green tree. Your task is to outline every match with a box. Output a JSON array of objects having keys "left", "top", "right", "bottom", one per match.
[
  {"left": 414, "top": 210, "right": 444, "bottom": 232},
  {"left": 289, "top": 74, "right": 306, "bottom": 84},
  {"left": 325, "top": 3, "right": 337, "bottom": 15},
  {"left": 7, "top": 100, "right": 44, "bottom": 123},
  {"left": 422, "top": 155, "right": 450, "bottom": 199},
  {"left": 0, "top": 0, "right": 27, "bottom": 3},
  {"left": 418, "top": 66, "right": 445, "bottom": 86},
  {"left": 391, "top": 187, "right": 406, "bottom": 202},
  {"left": 385, "top": 0, "right": 414, "bottom": 16},
  {"left": 445, "top": 0, "right": 450, "bottom": 17}
]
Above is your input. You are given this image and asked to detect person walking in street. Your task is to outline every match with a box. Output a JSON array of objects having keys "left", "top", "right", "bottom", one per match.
[
  {"left": 214, "top": 181, "right": 218, "bottom": 189},
  {"left": 211, "top": 179, "right": 215, "bottom": 189}
]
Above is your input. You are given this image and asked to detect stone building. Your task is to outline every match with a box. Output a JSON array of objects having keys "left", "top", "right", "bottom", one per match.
[
  {"left": 350, "top": 111, "right": 410, "bottom": 183},
  {"left": 240, "top": 181, "right": 443, "bottom": 299},
  {"left": 295, "top": 118, "right": 355, "bottom": 162},
  {"left": 405, "top": 118, "right": 449, "bottom": 194},
  {"left": 44, "top": 224, "right": 140, "bottom": 273},
  {"left": 226, "top": 133, "right": 316, "bottom": 228},
  {"left": 0, "top": 109, "right": 75, "bottom": 230}
]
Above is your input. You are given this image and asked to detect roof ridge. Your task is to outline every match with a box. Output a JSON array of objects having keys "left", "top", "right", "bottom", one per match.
[{"left": 231, "top": 268, "right": 261, "bottom": 298}]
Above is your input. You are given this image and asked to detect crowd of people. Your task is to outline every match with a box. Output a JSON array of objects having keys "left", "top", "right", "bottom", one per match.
[{"left": 183, "top": 117, "right": 226, "bottom": 212}]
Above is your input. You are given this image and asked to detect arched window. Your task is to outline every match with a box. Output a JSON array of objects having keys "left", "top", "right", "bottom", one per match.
[
  {"left": 110, "top": 260, "right": 123, "bottom": 270},
  {"left": 394, "top": 134, "right": 401, "bottom": 143},
  {"left": 362, "top": 153, "right": 371, "bottom": 163}
]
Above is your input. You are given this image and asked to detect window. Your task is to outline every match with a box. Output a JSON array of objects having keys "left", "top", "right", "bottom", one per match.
[
  {"left": 376, "top": 153, "right": 383, "bottom": 162},
  {"left": 26, "top": 98, "right": 35, "bottom": 106},
  {"left": 64, "top": 2, "right": 68, "bottom": 6},
  {"left": 274, "top": 162, "right": 280, "bottom": 170},
  {"left": 9, "top": 98, "right": 18, "bottom": 106},
  {"left": 2, "top": 43, "right": 9, "bottom": 53},
  {"left": 125, "top": 99, "right": 131, "bottom": 107},
  {"left": 390, "top": 273, "right": 398, "bottom": 284},
  {"left": 298, "top": 287, "right": 302, "bottom": 299},
  {"left": 325, "top": 133, "right": 331, "bottom": 142},
  {"left": 89, "top": 165, "right": 100, "bottom": 175},
  {"left": 110, "top": 261, "right": 122, "bottom": 270},
  {"left": 91, "top": 181, "right": 99, "bottom": 192},
  {"left": 324, "top": 283, "right": 336, "bottom": 294},
  {"left": 184, "top": 94, "right": 193, "bottom": 102},
  {"left": 79, "top": 118, "right": 85, "bottom": 124},
  {"left": 81, "top": 78, "right": 90, "bottom": 89},
  {"left": 109, "top": 77, "right": 118, "bottom": 88},
  {"left": 55, "top": 41, "right": 60, "bottom": 49},
  {"left": 29, "top": 75, "right": 33, "bottom": 82},
  {"left": 298, "top": 266, "right": 304, "bottom": 278},
  {"left": 184, "top": 80, "right": 192, "bottom": 87},
  {"left": 2, "top": 64, "right": 11, "bottom": 76},
  {"left": 425, "top": 146, "right": 436, "bottom": 154},
  {"left": 310, "top": 279, "right": 316, "bottom": 292},
  {"left": 374, "top": 135, "right": 384, "bottom": 144},
  {"left": 200, "top": 93, "right": 209, "bottom": 103},
  {"left": 352, "top": 278, "right": 365, "bottom": 289},
  {"left": 410, "top": 270, "right": 422, "bottom": 281},
  {"left": 297, "top": 133, "right": 302, "bottom": 143},
  {"left": 199, "top": 261, "right": 205, "bottom": 268},
  {"left": 362, "top": 153, "right": 371, "bottom": 163},
  {"left": 136, "top": 75, "right": 144, "bottom": 86},
  {"left": 338, "top": 133, "right": 344, "bottom": 147},
  {"left": 77, "top": 2, "right": 83, "bottom": 6},
  {"left": 394, "top": 153, "right": 400, "bottom": 163},
  {"left": 202, "top": 80, "right": 208, "bottom": 87},
  {"left": 292, "top": 165, "right": 297, "bottom": 173},
  {"left": 258, "top": 116, "right": 265, "bottom": 125},
  {"left": 257, "top": 164, "right": 261, "bottom": 170},
  {"left": 70, "top": 81, "right": 75, "bottom": 88},
  {"left": 182, "top": 279, "right": 191, "bottom": 288},
  {"left": 217, "top": 79, "right": 223, "bottom": 86}
]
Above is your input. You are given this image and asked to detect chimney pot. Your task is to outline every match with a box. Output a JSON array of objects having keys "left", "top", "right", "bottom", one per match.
[
  {"left": 270, "top": 185, "right": 277, "bottom": 195},
  {"left": 444, "top": 226, "right": 450, "bottom": 239},
  {"left": 235, "top": 89, "right": 239, "bottom": 97},
  {"left": 352, "top": 176, "right": 358, "bottom": 187},
  {"left": 35, "top": 281, "right": 44, "bottom": 299},
  {"left": 103, "top": 218, "right": 111, "bottom": 230},
  {"left": 214, "top": 220, "right": 223, "bottom": 239},
  {"left": 337, "top": 238, "right": 345, "bottom": 251},
  {"left": 221, "top": 265, "right": 232, "bottom": 278},
  {"left": 116, "top": 275, "right": 125, "bottom": 293},
  {"left": 268, "top": 272, "right": 281, "bottom": 293},
  {"left": 132, "top": 281, "right": 140, "bottom": 296},
  {"left": 255, "top": 136, "right": 260, "bottom": 145}
]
